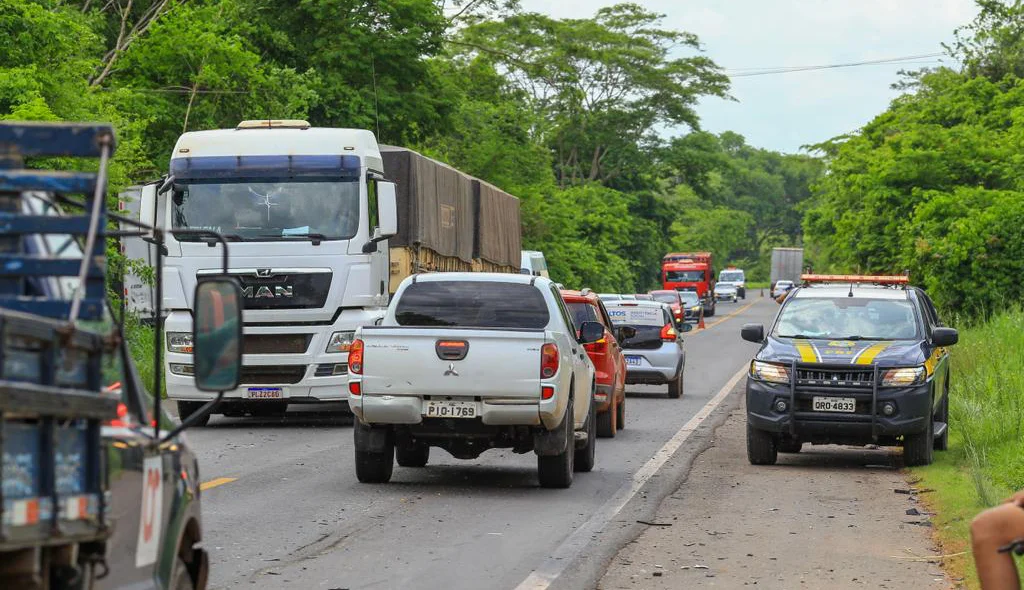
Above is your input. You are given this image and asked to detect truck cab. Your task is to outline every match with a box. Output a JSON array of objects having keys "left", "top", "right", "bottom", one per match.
[{"left": 661, "top": 252, "right": 716, "bottom": 317}]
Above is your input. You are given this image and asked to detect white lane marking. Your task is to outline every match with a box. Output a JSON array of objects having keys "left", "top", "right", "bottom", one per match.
[{"left": 514, "top": 363, "right": 749, "bottom": 590}]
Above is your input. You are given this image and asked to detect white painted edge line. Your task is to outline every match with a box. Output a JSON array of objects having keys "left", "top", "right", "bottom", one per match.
[{"left": 514, "top": 362, "right": 750, "bottom": 590}]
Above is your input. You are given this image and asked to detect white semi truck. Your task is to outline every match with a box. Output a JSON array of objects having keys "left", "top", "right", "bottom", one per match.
[{"left": 125, "top": 120, "right": 521, "bottom": 422}]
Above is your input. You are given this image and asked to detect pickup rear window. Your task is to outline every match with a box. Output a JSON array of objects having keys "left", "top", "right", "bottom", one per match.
[{"left": 395, "top": 281, "right": 550, "bottom": 329}]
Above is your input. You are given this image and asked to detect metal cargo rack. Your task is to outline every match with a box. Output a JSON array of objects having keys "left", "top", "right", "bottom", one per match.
[{"left": 0, "top": 122, "right": 120, "bottom": 583}]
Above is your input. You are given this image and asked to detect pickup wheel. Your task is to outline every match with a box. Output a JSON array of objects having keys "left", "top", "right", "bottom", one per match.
[
  {"left": 354, "top": 422, "right": 395, "bottom": 483},
  {"left": 574, "top": 398, "right": 596, "bottom": 472},
  {"left": 537, "top": 398, "right": 574, "bottom": 488},
  {"left": 667, "top": 370, "right": 683, "bottom": 399},
  {"left": 746, "top": 423, "right": 778, "bottom": 465},
  {"left": 596, "top": 400, "right": 617, "bottom": 438},
  {"left": 616, "top": 396, "right": 626, "bottom": 430},
  {"left": 177, "top": 402, "right": 210, "bottom": 427},
  {"left": 903, "top": 410, "right": 934, "bottom": 467},
  {"left": 396, "top": 443, "right": 430, "bottom": 468},
  {"left": 170, "top": 556, "right": 195, "bottom": 590}
]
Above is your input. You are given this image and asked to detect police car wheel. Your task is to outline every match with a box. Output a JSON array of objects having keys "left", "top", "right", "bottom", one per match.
[
  {"left": 170, "top": 556, "right": 195, "bottom": 590},
  {"left": 746, "top": 423, "right": 778, "bottom": 465},
  {"left": 903, "top": 411, "right": 934, "bottom": 467}
]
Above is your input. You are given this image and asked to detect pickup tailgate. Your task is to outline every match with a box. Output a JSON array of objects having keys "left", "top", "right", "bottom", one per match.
[{"left": 359, "top": 328, "right": 544, "bottom": 399}]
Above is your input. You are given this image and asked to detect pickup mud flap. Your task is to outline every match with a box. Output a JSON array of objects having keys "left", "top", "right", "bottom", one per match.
[
  {"left": 534, "top": 409, "right": 571, "bottom": 456},
  {"left": 354, "top": 420, "right": 392, "bottom": 453}
]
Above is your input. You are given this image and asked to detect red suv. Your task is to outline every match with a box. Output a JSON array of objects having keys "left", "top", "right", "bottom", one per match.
[{"left": 561, "top": 289, "right": 627, "bottom": 437}]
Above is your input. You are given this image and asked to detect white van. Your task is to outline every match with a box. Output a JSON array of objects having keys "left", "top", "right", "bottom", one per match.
[{"left": 520, "top": 250, "right": 550, "bottom": 278}]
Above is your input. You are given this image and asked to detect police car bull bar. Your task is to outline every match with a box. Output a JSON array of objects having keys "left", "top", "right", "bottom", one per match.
[{"left": 800, "top": 274, "right": 909, "bottom": 287}]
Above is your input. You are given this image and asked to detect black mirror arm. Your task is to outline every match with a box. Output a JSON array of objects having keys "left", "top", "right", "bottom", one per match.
[{"left": 159, "top": 392, "right": 224, "bottom": 445}]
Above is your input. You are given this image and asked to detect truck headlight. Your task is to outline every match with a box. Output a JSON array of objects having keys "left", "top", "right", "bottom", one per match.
[
  {"left": 750, "top": 361, "right": 790, "bottom": 384},
  {"left": 326, "top": 331, "right": 356, "bottom": 353},
  {"left": 167, "top": 332, "right": 193, "bottom": 353},
  {"left": 881, "top": 366, "right": 926, "bottom": 387}
]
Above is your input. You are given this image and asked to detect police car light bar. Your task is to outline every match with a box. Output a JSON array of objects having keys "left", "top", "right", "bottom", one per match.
[{"left": 801, "top": 274, "right": 909, "bottom": 285}]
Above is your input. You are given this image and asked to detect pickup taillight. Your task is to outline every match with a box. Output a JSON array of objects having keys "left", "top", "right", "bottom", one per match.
[
  {"left": 541, "top": 343, "right": 559, "bottom": 378},
  {"left": 349, "top": 339, "right": 364, "bottom": 374},
  {"left": 660, "top": 324, "right": 677, "bottom": 342}
]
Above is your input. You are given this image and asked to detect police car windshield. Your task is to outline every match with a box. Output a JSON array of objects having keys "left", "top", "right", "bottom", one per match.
[{"left": 775, "top": 298, "right": 919, "bottom": 340}]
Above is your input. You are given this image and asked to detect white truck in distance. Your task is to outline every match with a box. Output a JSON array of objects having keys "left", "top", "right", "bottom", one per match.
[
  {"left": 349, "top": 273, "right": 601, "bottom": 488},
  {"left": 127, "top": 120, "right": 520, "bottom": 423}
]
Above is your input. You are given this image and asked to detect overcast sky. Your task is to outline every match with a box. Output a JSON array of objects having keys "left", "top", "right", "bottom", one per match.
[{"left": 517, "top": 0, "right": 980, "bottom": 153}]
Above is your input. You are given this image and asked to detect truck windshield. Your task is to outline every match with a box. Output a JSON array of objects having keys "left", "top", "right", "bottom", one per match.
[
  {"left": 775, "top": 298, "right": 919, "bottom": 340},
  {"left": 171, "top": 180, "right": 359, "bottom": 241},
  {"left": 395, "top": 281, "right": 550, "bottom": 329},
  {"left": 665, "top": 270, "right": 704, "bottom": 282},
  {"left": 720, "top": 271, "right": 744, "bottom": 282}
]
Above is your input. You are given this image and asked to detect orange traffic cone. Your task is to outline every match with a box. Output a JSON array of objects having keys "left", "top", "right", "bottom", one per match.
[{"left": 698, "top": 307, "right": 706, "bottom": 330}]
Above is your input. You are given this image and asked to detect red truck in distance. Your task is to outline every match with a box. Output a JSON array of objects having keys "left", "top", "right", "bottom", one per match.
[{"left": 661, "top": 252, "right": 717, "bottom": 317}]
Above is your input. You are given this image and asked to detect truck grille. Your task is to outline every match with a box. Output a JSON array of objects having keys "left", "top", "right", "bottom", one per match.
[
  {"left": 242, "top": 334, "right": 312, "bottom": 355},
  {"left": 795, "top": 367, "right": 875, "bottom": 388},
  {"left": 239, "top": 365, "right": 307, "bottom": 385}
]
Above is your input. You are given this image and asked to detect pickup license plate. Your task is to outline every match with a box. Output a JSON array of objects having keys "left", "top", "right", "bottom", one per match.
[
  {"left": 625, "top": 356, "right": 642, "bottom": 367},
  {"left": 424, "top": 400, "right": 477, "bottom": 419},
  {"left": 247, "top": 387, "right": 283, "bottom": 399},
  {"left": 812, "top": 396, "right": 856, "bottom": 413}
]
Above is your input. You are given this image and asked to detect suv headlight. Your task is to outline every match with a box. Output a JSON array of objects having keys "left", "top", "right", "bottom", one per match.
[
  {"left": 750, "top": 360, "right": 790, "bottom": 384},
  {"left": 326, "top": 331, "right": 356, "bottom": 353},
  {"left": 166, "top": 332, "right": 193, "bottom": 353},
  {"left": 881, "top": 366, "right": 927, "bottom": 387}
]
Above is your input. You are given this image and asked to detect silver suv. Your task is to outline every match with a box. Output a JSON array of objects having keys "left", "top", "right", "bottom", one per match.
[{"left": 605, "top": 300, "right": 688, "bottom": 398}]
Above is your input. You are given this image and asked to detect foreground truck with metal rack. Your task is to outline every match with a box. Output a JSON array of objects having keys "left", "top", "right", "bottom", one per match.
[
  {"left": 0, "top": 122, "right": 243, "bottom": 589},
  {"left": 123, "top": 121, "right": 521, "bottom": 422}
]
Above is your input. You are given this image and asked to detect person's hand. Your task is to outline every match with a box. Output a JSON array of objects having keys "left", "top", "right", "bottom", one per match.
[{"left": 1004, "top": 490, "right": 1024, "bottom": 507}]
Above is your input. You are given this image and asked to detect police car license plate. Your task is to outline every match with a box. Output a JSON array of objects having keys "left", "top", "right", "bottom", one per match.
[
  {"left": 246, "top": 387, "right": 283, "bottom": 399},
  {"left": 625, "top": 356, "right": 642, "bottom": 367},
  {"left": 424, "top": 400, "right": 477, "bottom": 419},
  {"left": 812, "top": 396, "right": 856, "bottom": 413}
]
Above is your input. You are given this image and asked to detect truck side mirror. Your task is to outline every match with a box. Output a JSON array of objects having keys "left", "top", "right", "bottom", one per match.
[
  {"left": 741, "top": 323, "right": 765, "bottom": 343},
  {"left": 376, "top": 181, "right": 398, "bottom": 240},
  {"left": 193, "top": 278, "right": 244, "bottom": 391}
]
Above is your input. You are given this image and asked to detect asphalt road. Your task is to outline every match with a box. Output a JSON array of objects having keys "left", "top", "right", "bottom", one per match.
[{"left": 184, "top": 297, "right": 778, "bottom": 590}]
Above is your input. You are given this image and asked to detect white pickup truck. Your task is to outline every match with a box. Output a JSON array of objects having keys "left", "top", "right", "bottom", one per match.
[{"left": 348, "top": 273, "right": 602, "bottom": 488}]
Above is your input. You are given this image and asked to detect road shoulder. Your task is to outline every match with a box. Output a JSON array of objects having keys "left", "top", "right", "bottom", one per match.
[{"left": 598, "top": 398, "right": 951, "bottom": 589}]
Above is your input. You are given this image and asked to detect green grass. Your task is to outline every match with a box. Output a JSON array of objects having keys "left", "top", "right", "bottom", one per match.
[
  {"left": 745, "top": 281, "right": 770, "bottom": 290},
  {"left": 910, "top": 308, "right": 1024, "bottom": 588}
]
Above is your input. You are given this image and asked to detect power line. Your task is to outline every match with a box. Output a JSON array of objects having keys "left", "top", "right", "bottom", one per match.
[{"left": 725, "top": 52, "right": 946, "bottom": 77}]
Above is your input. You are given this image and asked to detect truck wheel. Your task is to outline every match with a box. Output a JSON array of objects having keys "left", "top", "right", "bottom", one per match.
[
  {"left": 667, "top": 371, "right": 683, "bottom": 399},
  {"left": 933, "top": 393, "right": 949, "bottom": 451},
  {"left": 616, "top": 396, "right": 626, "bottom": 430},
  {"left": 596, "top": 401, "right": 617, "bottom": 438},
  {"left": 746, "top": 423, "right": 778, "bottom": 465},
  {"left": 903, "top": 411, "right": 934, "bottom": 467},
  {"left": 354, "top": 422, "right": 395, "bottom": 484},
  {"left": 537, "top": 398, "right": 574, "bottom": 488},
  {"left": 778, "top": 439, "right": 803, "bottom": 453},
  {"left": 177, "top": 401, "right": 209, "bottom": 427},
  {"left": 170, "top": 556, "right": 195, "bottom": 590},
  {"left": 574, "top": 398, "right": 596, "bottom": 473},
  {"left": 396, "top": 443, "right": 430, "bottom": 468}
]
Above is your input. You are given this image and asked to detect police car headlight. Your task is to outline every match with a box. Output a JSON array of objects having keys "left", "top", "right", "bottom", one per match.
[
  {"left": 881, "top": 366, "right": 927, "bottom": 387},
  {"left": 167, "top": 332, "right": 193, "bottom": 353},
  {"left": 326, "top": 331, "right": 356, "bottom": 354},
  {"left": 750, "top": 361, "right": 790, "bottom": 384}
]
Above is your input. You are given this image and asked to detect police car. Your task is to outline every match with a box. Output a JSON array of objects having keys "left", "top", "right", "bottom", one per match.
[{"left": 740, "top": 275, "right": 958, "bottom": 466}]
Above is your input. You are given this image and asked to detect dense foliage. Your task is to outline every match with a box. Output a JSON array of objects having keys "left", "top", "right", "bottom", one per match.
[
  {"left": 805, "top": 0, "right": 1024, "bottom": 315},
  {"left": 0, "top": 0, "right": 817, "bottom": 295}
]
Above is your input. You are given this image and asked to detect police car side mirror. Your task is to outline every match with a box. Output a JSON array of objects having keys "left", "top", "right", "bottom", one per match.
[
  {"left": 741, "top": 323, "right": 765, "bottom": 343},
  {"left": 931, "top": 327, "right": 958, "bottom": 347}
]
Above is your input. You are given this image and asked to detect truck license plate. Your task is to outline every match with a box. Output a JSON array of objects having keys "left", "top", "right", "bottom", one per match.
[
  {"left": 247, "top": 387, "right": 283, "bottom": 399},
  {"left": 424, "top": 400, "right": 477, "bottom": 419},
  {"left": 625, "top": 356, "right": 642, "bottom": 367},
  {"left": 812, "top": 396, "right": 856, "bottom": 413}
]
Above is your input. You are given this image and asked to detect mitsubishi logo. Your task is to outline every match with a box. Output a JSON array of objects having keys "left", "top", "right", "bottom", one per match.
[
  {"left": 255, "top": 269, "right": 274, "bottom": 278},
  {"left": 444, "top": 363, "right": 459, "bottom": 377}
]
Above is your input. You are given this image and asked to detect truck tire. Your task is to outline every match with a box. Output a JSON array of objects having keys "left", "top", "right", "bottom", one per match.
[
  {"left": 747, "top": 423, "right": 778, "bottom": 465},
  {"left": 616, "top": 396, "right": 626, "bottom": 430},
  {"left": 934, "top": 392, "right": 949, "bottom": 451},
  {"left": 396, "top": 443, "right": 430, "bottom": 468},
  {"left": 354, "top": 422, "right": 395, "bottom": 483},
  {"left": 537, "top": 398, "right": 574, "bottom": 488},
  {"left": 177, "top": 401, "right": 209, "bottom": 427},
  {"left": 903, "top": 410, "right": 934, "bottom": 467},
  {"left": 596, "top": 401, "right": 617, "bottom": 438},
  {"left": 574, "top": 398, "right": 596, "bottom": 473},
  {"left": 667, "top": 370, "right": 683, "bottom": 399},
  {"left": 170, "top": 556, "right": 195, "bottom": 590}
]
